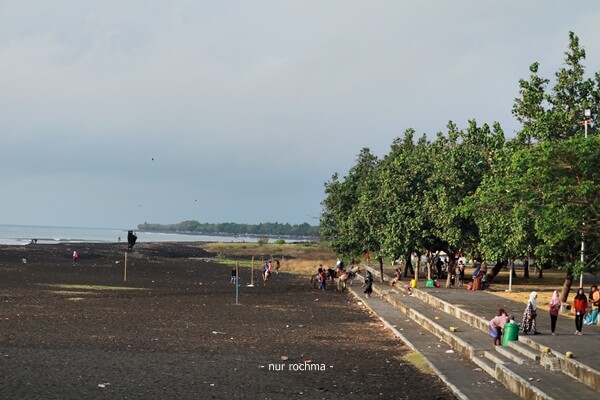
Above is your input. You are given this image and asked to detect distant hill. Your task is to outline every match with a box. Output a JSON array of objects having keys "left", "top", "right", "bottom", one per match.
[{"left": 138, "top": 221, "right": 320, "bottom": 238}]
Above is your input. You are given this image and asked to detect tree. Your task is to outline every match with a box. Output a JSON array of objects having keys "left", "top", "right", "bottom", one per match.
[
  {"left": 376, "top": 130, "right": 431, "bottom": 278},
  {"left": 512, "top": 32, "right": 596, "bottom": 143},
  {"left": 320, "top": 148, "right": 380, "bottom": 258}
]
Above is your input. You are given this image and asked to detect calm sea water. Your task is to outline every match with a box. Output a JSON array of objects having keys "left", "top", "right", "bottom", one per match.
[{"left": 0, "top": 225, "right": 257, "bottom": 245}]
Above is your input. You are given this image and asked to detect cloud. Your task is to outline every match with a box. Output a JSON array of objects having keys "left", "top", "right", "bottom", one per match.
[{"left": 1, "top": 1, "right": 599, "bottom": 227}]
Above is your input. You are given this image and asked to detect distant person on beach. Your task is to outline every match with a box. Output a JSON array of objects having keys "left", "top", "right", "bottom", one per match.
[
  {"left": 318, "top": 268, "right": 327, "bottom": 290},
  {"left": 230, "top": 265, "right": 237, "bottom": 284},
  {"left": 573, "top": 287, "right": 588, "bottom": 335},
  {"left": 72, "top": 250, "right": 78, "bottom": 267},
  {"left": 363, "top": 271, "right": 373, "bottom": 298},
  {"left": 521, "top": 291, "right": 540, "bottom": 335},
  {"left": 548, "top": 290, "right": 561, "bottom": 335},
  {"left": 127, "top": 231, "right": 137, "bottom": 249},
  {"left": 262, "top": 261, "right": 271, "bottom": 284},
  {"left": 489, "top": 308, "right": 509, "bottom": 346}
]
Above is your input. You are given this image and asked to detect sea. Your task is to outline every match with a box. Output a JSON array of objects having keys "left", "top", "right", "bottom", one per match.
[{"left": 0, "top": 224, "right": 258, "bottom": 246}]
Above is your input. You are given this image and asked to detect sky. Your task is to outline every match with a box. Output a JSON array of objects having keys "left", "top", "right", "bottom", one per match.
[{"left": 1, "top": 1, "right": 599, "bottom": 229}]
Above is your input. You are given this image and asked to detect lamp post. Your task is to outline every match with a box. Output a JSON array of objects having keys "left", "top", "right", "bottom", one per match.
[
  {"left": 584, "top": 108, "right": 592, "bottom": 138},
  {"left": 579, "top": 109, "right": 592, "bottom": 288}
]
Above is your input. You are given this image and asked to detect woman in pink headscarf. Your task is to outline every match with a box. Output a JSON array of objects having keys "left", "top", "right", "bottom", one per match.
[
  {"left": 72, "top": 250, "right": 79, "bottom": 267},
  {"left": 548, "top": 290, "right": 561, "bottom": 336}
]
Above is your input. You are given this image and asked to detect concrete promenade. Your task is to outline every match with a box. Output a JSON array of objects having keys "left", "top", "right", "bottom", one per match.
[{"left": 349, "top": 267, "right": 600, "bottom": 400}]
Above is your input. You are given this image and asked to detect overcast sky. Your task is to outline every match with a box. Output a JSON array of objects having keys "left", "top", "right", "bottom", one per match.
[{"left": 1, "top": 1, "right": 599, "bottom": 229}]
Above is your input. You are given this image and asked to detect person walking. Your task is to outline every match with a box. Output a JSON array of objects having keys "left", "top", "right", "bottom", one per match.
[
  {"left": 548, "top": 290, "right": 561, "bottom": 335},
  {"left": 573, "top": 287, "right": 588, "bottom": 335},
  {"left": 522, "top": 291, "right": 540, "bottom": 335},
  {"left": 72, "top": 250, "right": 79, "bottom": 267},
  {"left": 363, "top": 271, "right": 373, "bottom": 298},
  {"left": 230, "top": 265, "right": 237, "bottom": 284}
]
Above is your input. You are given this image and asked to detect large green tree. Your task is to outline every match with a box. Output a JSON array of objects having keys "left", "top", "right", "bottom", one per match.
[{"left": 320, "top": 148, "right": 380, "bottom": 258}]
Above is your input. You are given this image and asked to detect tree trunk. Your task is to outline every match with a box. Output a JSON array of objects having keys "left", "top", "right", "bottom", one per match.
[
  {"left": 414, "top": 251, "right": 421, "bottom": 282},
  {"left": 488, "top": 260, "right": 506, "bottom": 282},
  {"left": 559, "top": 268, "right": 574, "bottom": 303},
  {"left": 510, "top": 260, "right": 517, "bottom": 278},
  {"left": 377, "top": 256, "right": 384, "bottom": 283},
  {"left": 426, "top": 250, "right": 433, "bottom": 281},
  {"left": 445, "top": 254, "right": 456, "bottom": 288},
  {"left": 523, "top": 259, "right": 530, "bottom": 279},
  {"left": 537, "top": 263, "right": 544, "bottom": 279},
  {"left": 404, "top": 252, "right": 415, "bottom": 278}
]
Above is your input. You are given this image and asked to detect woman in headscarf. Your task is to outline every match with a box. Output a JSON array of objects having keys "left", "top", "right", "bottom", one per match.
[
  {"left": 548, "top": 290, "right": 561, "bottom": 335},
  {"left": 522, "top": 291, "right": 540, "bottom": 335},
  {"left": 573, "top": 287, "right": 588, "bottom": 335}
]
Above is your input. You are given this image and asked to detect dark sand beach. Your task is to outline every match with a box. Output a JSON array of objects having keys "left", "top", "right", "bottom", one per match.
[{"left": 0, "top": 242, "right": 450, "bottom": 399}]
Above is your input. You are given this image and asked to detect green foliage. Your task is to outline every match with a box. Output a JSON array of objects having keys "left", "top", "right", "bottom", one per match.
[
  {"left": 274, "top": 239, "right": 286, "bottom": 245},
  {"left": 320, "top": 32, "right": 599, "bottom": 275},
  {"left": 138, "top": 221, "right": 319, "bottom": 237}
]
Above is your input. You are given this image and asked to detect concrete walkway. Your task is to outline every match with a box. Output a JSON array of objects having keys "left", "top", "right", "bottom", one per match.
[{"left": 350, "top": 267, "right": 600, "bottom": 400}]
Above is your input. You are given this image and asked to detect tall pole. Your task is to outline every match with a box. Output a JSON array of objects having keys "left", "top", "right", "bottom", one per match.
[
  {"left": 580, "top": 110, "right": 590, "bottom": 287},
  {"left": 580, "top": 235, "right": 585, "bottom": 288},
  {"left": 124, "top": 251, "right": 128, "bottom": 282},
  {"left": 248, "top": 256, "right": 255, "bottom": 287},
  {"left": 507, "top": 261, "right": 513, "bottom": 292},
  {"left": 235, "top": 262, "right": 239, "bottom": 305}
]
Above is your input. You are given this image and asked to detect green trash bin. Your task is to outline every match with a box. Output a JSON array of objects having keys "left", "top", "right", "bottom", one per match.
[{"left": 502, "top": 322, "right": 519, "bottom": 346}]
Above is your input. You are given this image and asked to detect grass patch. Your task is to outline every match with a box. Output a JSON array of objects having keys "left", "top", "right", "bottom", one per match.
[
  {"left": 41, "top": 284, "right": 149, "bottom": 291},
  {"left": 400, "top": 351, "right": 435, "bottom": 375},
  {"left": 201, "top": 242, "right": 337, "bottom": 277}
]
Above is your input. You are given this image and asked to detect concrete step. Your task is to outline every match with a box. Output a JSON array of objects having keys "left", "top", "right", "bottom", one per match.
[
  {"left": 472, "top": 354, "right": 496, "bottom": 377},
  {"left": 501, "top": 361, "right": 600, "bottom": 400},
  {"left": 478, "top": 343, "right": 598, "bottom": 400},
  {"left": 347, "top": 286, "right": 520, "bottom": 400},
  {"left": 364, "top": 280, "right": 600, "bottom": 399},
  {"left": 508, "top": 340, "right": 541, "bottom": 362},
  {"left": 409, "top": 283, "right": 600, "bottom": 393},
  {"left": 484, "top": 350, "right": 507, "bottom": 365},
  {"left": 495, "top": 345, "right": 529, "bottom": 365}
]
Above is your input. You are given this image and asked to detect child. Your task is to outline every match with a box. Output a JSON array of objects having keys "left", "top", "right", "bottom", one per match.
[
  {"left": 318, "top": 268, "right": 327, "bottom": 290},
  {"left": 391, "top": 268, "right": 402, "bottom": 286}
]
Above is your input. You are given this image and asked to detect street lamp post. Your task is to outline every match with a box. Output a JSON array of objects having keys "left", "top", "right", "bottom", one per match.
[
  {"left": 584, "top": 108, "right": 592, "bottom": 138},
  {"left": 580, "top": 109, "right": 592, "bottom": 288}
]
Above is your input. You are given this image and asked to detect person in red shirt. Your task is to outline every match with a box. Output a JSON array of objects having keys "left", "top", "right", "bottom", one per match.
[{"left": 573, "top": 287, "right": 588, "bottom": 335}]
